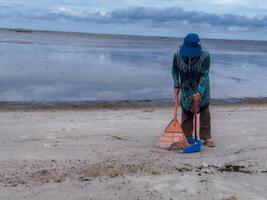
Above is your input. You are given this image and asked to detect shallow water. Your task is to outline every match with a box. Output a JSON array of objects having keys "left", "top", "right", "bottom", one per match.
[{"left": 0, "top": 29, "right": 267, "bottom": 102}]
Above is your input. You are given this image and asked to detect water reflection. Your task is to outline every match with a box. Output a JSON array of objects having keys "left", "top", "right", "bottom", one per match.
[{"left": 0, "top": 30, "right": 267, "bottom": 102}]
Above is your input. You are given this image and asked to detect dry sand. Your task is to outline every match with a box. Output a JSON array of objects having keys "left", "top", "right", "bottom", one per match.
[{"left": 0, "top": 104, "right": 267, "bottom": 200}]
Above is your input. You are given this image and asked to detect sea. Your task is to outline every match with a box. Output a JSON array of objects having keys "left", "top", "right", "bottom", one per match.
[{"left": 0, "top": 28, "right": 267, "bottom": 104}]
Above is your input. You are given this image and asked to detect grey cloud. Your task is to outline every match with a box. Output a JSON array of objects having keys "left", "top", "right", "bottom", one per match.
[
  {"left": 3, "top": 6, "right": 267, "bottom": 29},
  {"left": 109, "top": 7, "right": 267, "bottom": 28}
]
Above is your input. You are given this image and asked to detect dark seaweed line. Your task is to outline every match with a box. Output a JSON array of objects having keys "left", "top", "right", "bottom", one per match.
[{"left": 1, "top": 97, "right": 267, "bottom": 110}]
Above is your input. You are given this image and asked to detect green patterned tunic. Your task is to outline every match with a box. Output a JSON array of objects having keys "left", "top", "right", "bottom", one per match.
[{"left": 172, "top": 50, "right": 210, "bottom": 113}]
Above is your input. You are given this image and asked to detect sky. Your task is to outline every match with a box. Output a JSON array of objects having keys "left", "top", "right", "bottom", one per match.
[{"left": 0, "top": 0, "right": 267, "bottom": 40}]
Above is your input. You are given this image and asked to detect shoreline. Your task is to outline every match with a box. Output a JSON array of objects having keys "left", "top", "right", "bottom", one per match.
[{"left": 1, "top": 97, "right": 267, "bottom": 111}]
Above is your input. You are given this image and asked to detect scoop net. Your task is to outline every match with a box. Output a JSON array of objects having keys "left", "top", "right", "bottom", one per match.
[{"left": 156, "top": 119, "right": 189, "bottom": 150}]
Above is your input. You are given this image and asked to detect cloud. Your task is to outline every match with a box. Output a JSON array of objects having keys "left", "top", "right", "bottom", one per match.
[
  {"left": 23, "top": 6, "right": 266, "bottom": 29},
  {"left": 212, "top": 0, "right": 249, "bottom": 5},
  {"left": 1, "top": 6, "right": 267, "bottom": 39},
  {"left": 111, "top": 7, "right": 267, "bottom": 28},
  {"left": 2, "top": 6, "right": 267, "bottom": 28}
]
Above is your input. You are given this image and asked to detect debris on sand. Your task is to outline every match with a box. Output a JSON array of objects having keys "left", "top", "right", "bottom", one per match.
[
  {"left": 0, "top": 158, "right": 262, "bottom": 187},
  {"left": 111, "top": 135, "right": 128, "bottom": 141},
  {"left": 224, "top": 196, "right": 238, "bottom": 200},
  {"left": 217, "top": 165, "right": 251, "bottom": 174}
]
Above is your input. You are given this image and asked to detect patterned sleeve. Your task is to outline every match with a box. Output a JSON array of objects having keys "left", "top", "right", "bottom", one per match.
[
  {"left": 172, "top": 53, "right": 180, "bottom": 89},
  {"left": 197, "top": 53, "right": 210, "bottom": 96}
]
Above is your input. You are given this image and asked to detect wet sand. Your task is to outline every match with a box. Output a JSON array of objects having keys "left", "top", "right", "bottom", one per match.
[{"left": 0, "top": 104, "right": 267, "bottom": 200}]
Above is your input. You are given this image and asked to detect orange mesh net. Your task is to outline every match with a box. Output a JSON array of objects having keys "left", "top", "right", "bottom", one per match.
[{"left": 156, "top": 119, "right": 189, "bottom": 150}]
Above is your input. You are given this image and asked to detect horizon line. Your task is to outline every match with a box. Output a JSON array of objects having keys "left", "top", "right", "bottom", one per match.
[{"left": 1, "top": 27, "right": 267, "bottom": 43}]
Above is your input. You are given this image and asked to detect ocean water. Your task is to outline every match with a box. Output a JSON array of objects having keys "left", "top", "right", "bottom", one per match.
[{"left": 0, "top": 29, "right": 267, "bottom": 102}]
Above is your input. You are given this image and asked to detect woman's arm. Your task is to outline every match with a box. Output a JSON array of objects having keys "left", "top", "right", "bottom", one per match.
[
  {"left": 197, "top": 54, "right": 210, "bottom": 98},
  {"left": 172, "top": 53, "right": 180, "bottom": 89},
  {"left": 172, "top": 53, "right": 180, "bottom": 119}
]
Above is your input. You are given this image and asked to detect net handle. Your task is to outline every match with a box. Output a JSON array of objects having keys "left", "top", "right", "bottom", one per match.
[
  {"left": 173, "top": 93, "right": 179, "bottom": 124},
  {"left": 194, "top": 99, "right": 198, "bottom": 142}
]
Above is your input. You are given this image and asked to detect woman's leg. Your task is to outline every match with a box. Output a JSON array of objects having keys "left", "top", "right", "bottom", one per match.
[
  {"left": 200, "top": 107, "right": 212, "bottom": 140},
  {"left": 181, "top": 109, "right": 193, "bottom": 137}
]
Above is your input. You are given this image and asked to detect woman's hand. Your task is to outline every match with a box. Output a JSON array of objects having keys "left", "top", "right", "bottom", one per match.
[{"left": 193, "top": 92, "right": 201, "bottom": 102}]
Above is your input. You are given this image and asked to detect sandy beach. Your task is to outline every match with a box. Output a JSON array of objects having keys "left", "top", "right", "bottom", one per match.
[
  {"left": 1, "top": 1, "right": 267, "bottom": 200},
  {"left": 0, "top": 103, "right": 267, "bottom": 200}
]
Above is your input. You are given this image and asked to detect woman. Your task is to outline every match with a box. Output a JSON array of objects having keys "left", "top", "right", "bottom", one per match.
[{"left": 172, "top": 33, "right": 215, "bottom": 147}]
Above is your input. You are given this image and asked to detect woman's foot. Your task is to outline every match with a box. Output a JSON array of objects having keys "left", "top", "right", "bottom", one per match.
[{"left": 203, "top": 139, "right": 215, "bottom": 147}]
